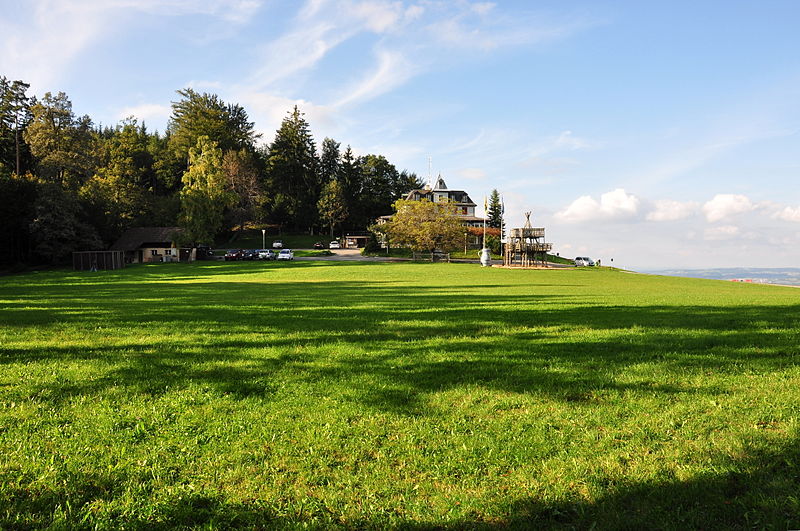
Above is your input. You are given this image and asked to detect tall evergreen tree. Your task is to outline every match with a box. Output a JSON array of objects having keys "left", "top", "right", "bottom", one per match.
[
  {"left": 0, "top": 77, "right": 33, "bottom": 176},
  {"left": 265, "top": 106, "right": 319, "bottom": 230},
  {"left": 487, "top": 189, "right": 503, "bottom": 229},
  {"left": 319, "top": 137, "right": 340, "bottom": 185}
]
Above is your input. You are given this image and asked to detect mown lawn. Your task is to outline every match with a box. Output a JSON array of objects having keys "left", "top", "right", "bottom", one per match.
[{"left": 1, "top": 262, "right": 799, "bottom": 529}]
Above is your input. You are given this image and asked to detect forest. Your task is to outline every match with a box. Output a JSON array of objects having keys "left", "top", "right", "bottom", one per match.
[{"left": 0, "top": 77, "right": 423, "bottom": 265}]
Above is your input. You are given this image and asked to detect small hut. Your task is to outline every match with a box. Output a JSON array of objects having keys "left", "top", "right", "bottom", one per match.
[{"left": 503, "top": 212, "right": 553, "bottom": 267}]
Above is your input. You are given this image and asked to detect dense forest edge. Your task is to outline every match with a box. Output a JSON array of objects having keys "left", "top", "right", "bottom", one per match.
[{"left": 0, "top": 77, "right": 426, "bottom": 266}]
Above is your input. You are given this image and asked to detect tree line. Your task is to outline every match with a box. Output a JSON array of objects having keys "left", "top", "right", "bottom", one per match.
[{"left": 0, "top": 77, "right": 423, "bottom": 264}]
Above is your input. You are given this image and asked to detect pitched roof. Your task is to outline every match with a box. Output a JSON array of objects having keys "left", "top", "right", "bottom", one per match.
[{"left": 110, "top": 227, "right": 182, "bottom": 251}]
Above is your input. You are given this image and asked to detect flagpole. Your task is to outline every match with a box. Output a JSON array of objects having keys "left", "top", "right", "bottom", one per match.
[
  {"left": 500, "top": 195, "right": 504, "bottom": 258},
  {"left": 483, "top": 195, "right": 487, "bottom": 249}
]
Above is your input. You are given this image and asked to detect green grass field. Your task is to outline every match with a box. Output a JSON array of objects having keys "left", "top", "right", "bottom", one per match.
[{"left": 1, "top": 262, "right": 799, "bottom": 529}]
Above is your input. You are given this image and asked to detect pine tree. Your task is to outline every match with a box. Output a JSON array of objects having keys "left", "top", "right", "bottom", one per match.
[
  {"left": 487, "top": 189, "right": 503, "bottom": 229},
  {"left": 319, "top": 137, "right": 340, "bottom": 185},
  {"left": 265, "top": 106, "right": 319, "bottom": 230},
  {"left": 0, "top": 77, "right": 32, "bottom": 176}
]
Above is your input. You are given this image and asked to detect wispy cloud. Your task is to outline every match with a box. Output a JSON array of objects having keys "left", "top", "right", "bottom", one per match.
[
  {"left": 334, "top": 49, "right": 419, "bottom": 107},
  {"left": 426, "top": 3, "right": 598, "bottom": 51},
  {"left": 0, "top": 0, "right": 263, "bottom": 90}
]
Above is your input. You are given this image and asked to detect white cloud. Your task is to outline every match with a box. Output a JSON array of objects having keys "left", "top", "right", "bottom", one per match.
[
  {"left": 350, "top": 0, "right": 404, "bottom": 33},
  {"left": 702, "top": 194, "right": 755, "bottom": 222},
  {"left": 646, "top": 199, "right": 699, "bottom": 221},
  {"left": 774, "top": 206, "right": 800, "bottom": 222},
  {"left": 117, "top": 103, "right": 171, "bottom": 123},
  {"left": 704, "top": 225, "right": 740, "bottom": 240},
  {"left": 235, "top": 90, "right": 338, "bottom": 139},
  {"left": 0, "top": 0, "right": 262, "bottom": 90},
  {"left": 556, "top": 188, "right": 640, "bottom": 223},
  {"left": 458, "top": 168, "right": 487, "bottom": 181},
  {"left": 427, "top": 8, "right": 594, "bottom": 51}
]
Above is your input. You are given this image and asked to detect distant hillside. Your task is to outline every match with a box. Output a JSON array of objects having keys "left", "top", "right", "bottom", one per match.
[{"left": 643, "top": 267, "right": 800, "bottom": 286}]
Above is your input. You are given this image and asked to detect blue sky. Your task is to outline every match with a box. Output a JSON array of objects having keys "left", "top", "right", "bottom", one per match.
[{"left": 2, "top": 0, "right": 799, "bottom": 269}]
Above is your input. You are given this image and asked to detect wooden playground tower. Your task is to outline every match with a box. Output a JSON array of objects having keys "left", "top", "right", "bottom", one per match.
[{"left": 503, "top": 212, "right": 553, "bottom": 267}]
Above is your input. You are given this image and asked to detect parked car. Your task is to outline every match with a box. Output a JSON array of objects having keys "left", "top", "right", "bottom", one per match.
[
  {"left": 196, "top": 245, "right": 214, "bottom": 259},
  {"left": 574, "top": 256, "right": 595, "bottom": 266},
  {"left": 272, "top": 240, "right": 283, "bottom": 249},
  {"left": 225, "top": 249, "right": 244, "bottom": 261},
  {"left": 313, "top": 242, "right": 324, "bottom": 250},
  {"left": 277, "top": 249, "right": 294, "bottom": 261},
  {"left": 242, "top": 249, "right": 258, "bottom": 260},
  {"left": 329, "top": 240, "right": 341, "bottom": 249},
  {"left": 257, "top": 249, "right": 276, "bottom": 260}
]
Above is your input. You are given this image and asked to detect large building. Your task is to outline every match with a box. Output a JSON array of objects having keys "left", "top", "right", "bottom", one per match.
[{"left": 380, "top": 175, "right": 487, "bottom": 228}]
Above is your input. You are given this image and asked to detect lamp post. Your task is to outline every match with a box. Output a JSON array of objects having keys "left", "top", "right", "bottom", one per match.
[
  {"left": 261, "top": 229, "right": 265, "bottom": 250},
  {"left": 464, "top": 231, "right": 468, "bottom": 254}
]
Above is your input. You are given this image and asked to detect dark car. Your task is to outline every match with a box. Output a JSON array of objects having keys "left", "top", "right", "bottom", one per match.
[
  {"left": 196, "top": 246, "right": 215, "bottom": 259},
  {"left": 313, "top": 242, "right": 324, "bottom": 250},
  {"left": 224, "top": 249, "right": 244, "bottom": 261},
  {"left": 242, "top": 249, "right": 258, "bottom": 260}
]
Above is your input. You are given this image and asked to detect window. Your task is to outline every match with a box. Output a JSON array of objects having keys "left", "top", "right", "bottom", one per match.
[
  {"left": 165, "top": 249, "right": 172, "bottom": 256},
  {"left": 151, "top": 250, "right": 158, "bottom": 256}
]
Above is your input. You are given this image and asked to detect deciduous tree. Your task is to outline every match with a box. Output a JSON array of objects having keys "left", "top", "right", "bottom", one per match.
[
  {"left": 222, "top": 149, "right": 262, "bottom": 232},
  {"left": 317, "top": 179, "right": 348, "bottom": 237},
  {"left": 24, "top": 92, "right": 96, "bottom": 189},
  {"left": 178, "top": 136, "right": 234, "bottom": 246},
  {"left": 382, "top": 199, "right": 464, "bottom": 253},
  {"left": 168, "top": 88, "right": 258, "bottom": 163},
  {"left": 29, "top": 181, "right": 102, "bottom": 262}
]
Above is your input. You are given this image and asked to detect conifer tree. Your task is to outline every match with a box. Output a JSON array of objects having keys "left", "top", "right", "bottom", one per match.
[
  {"left": 265, "top": 106, "right": 319, "bottom": 230},
  {"left": 487, "top": 189, "right": 503, "bottom": 229}
]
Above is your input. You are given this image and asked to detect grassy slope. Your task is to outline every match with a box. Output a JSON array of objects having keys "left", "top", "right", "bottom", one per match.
[{"left": 1, "top": 263, "right": 799, "bottom": 529}]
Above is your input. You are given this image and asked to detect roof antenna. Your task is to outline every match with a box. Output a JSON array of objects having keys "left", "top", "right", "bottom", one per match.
[{"left": 425, "top": 155, "right": 433, "bottom": 190}]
